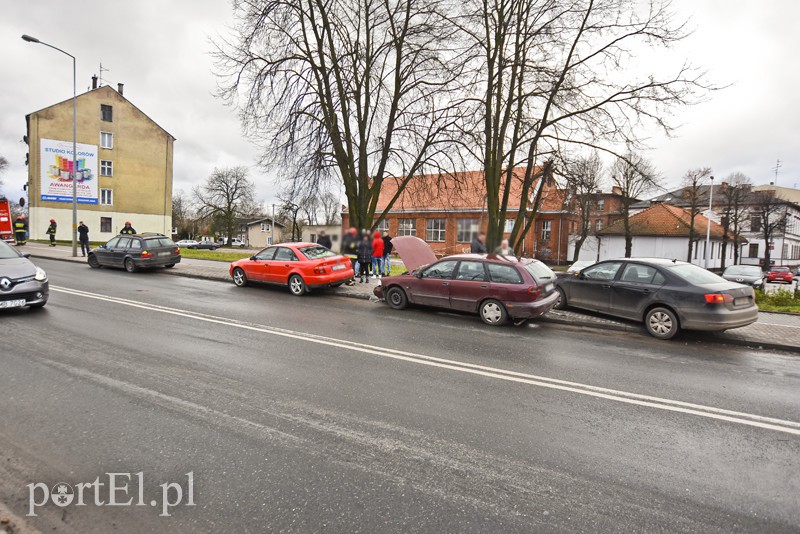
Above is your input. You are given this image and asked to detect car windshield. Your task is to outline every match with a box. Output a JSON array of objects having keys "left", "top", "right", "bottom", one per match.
[
  {"left": 0, "top": 240, "right": 22, "bottom": 259},
  {"left": 668, "top": 264, "right": 726, "bottom": 284},
  {"left": 523, "top": 261, "right": 555, "bottom": 282},
  {"left": 144, "top": 238, "right": 175, "bottom": 248},
  {"left": 724, "top": 266, "right": 761, "bottom": 276},
  {"left": 300, "top": 245, "right": 336, "bottom": 260}
]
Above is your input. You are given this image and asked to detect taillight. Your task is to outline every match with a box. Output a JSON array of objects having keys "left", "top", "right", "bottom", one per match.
[
  {"left": 528, "top": 286, "right": 541, "bottom": 298},
  {"left": 175, "top": 247, "right": 181, "bottom": 254},
  {"left": 141, "top": 250, "right": 152, "bottom": 259},
  {"left": 314, "top": 266, "right": 326, "bottom": 274},
  {"left": 704, "top": 293, "right": 733, "bottom": 304}
]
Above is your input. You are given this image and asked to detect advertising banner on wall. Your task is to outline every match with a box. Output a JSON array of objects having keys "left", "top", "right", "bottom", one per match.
[{"left": 39, "top": 138, "right": 98, "bottom": 204}]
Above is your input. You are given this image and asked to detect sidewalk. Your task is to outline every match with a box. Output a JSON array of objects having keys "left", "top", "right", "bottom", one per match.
[{"left": 24, "top": 243, "right": 800, "bottom": 353}]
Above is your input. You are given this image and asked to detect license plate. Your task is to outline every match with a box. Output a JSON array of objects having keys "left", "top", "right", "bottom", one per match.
[
  {"left": 0, "top": 299, "right": 26, "bottom": 309},
  {"left": 332, "top": 264, "right": 346, "bottom": 271},
  {"left": 544, "top": 283, "right": 553, "bottom": 293},
  {"left": 158, "top": 251, "right": 171, "bottom": 256},
  {"left": 734, "top": 297, "right": 747, "bottom": 306}
]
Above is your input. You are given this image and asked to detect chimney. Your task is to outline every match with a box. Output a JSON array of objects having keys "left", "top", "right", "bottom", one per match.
[
  {"left": 117, "top": 83, "right": 124, "bottom": 96},
  {"left": 92, "top": 75, "right": 98, "bottom": 89}
]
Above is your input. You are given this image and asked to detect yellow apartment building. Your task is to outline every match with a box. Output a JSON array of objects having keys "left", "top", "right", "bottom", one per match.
[{"left": 25, "top": 80, "right": 174, "bottom": 240}]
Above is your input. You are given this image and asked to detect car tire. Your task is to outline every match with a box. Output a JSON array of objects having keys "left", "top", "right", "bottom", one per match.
[
  {"left": 232, "top": 268, "right": 248, "bottom": 287},
  {"left": 479, "top": 299, "right": 508, "bottom": 326},
  {"left": 386, "top": 286, "right": 408, "bottom": 310},
  {"left": 331, "top": 282, "right": 344, "bottom": 288},
  {"left": 87, "top": 254, "right": 101, "bottom": 269},
  {"left": 645, "top": 306, "right": 680, "bottom": 340},
  {"left": 165, "top": 264, "right": 175, "bottom": 268},
  {"left": 288, "top": 274, "right": 307, "bottom": 296},
  {"left": 554, "top": 287, "right": 568, "bottom": 310},
  {"left": 124, "top": 258, "right": 138, "bottom": 273}
]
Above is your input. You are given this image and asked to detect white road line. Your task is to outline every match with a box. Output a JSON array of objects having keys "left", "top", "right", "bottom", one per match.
[{"left": 51, "top": 285, "right": 800, "bottom": 436}]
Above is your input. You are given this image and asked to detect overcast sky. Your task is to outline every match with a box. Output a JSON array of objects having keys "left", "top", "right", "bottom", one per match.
[{"left": 1, "top": 0, "right": 798, "bottom": 205}]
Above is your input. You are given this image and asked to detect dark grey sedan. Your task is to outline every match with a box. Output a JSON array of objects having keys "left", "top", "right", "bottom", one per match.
[
  {"left": 554, "top": 258, "right": 758, "bottom": 339},
  {"left": 0, "top": 240, "right": 48, "bottom": 309},
  {"left": 721, "top": 265, "right": 764, "bottom": 289}
]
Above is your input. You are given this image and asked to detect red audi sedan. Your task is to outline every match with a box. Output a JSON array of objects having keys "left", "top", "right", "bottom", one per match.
[
  {"left": 229, "top": 242, "right": 354, "bottom": 295},
  {"left": 766, "top": 266, "right": 794, "bottom": 284}
]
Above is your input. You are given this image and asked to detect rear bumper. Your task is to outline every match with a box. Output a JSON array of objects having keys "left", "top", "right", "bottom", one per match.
[
  {"left": 305, "top": 268, "right": 355, "bottom": 288},
  {"left": 504, "top": 290, "right": 560, "bottom": 319},
  {"left": 134, "top": 255, "right": 181, "bottom": 268},
  {"left": 679, "top": 306, "right": 759, "bottom": 331}
]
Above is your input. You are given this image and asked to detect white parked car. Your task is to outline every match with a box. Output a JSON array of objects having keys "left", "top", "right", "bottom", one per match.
[
  {"left": 566, "top": 260, "right": 595, "bottom": 274},
  {"left": 175, "top": 239, "right": 201, "bottom": 249}
]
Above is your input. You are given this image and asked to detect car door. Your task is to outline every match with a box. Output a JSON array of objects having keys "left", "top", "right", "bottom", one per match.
[
  {"left": 412, "top": 260, "right": 458, "bottom": 308},
  {"left": 247, "top": 247, "right": 276, "bottom": 281},
  {"left": 95, "top": 237, "right": 120, "bottom": 266},
  {"left": 110, "top": 237, "right": 131, "bottom": 268},
  {"left": 267, "top": 247, "right": 298, "bottom": 284},
  {"left": 610, "top": 263, "right": 665, "bottom": 320},
  {"left": 448, "top": 260, "right": 491, "bottom": 312},
  {"left": 567, "top": 261, "right": 623, "bottom": 312}
]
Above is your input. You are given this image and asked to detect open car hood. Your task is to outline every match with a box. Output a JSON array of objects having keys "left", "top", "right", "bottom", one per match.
[{"left": 390, "top": 236, "right": 438, "bottom": 272}]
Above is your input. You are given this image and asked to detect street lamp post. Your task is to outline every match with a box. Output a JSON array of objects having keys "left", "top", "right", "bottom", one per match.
[
  {"left": 22, "top": 34, "right": 78, "bottom": 257},
  {"left": 704, "top": 175, "right": 714, "bottom": 269}
]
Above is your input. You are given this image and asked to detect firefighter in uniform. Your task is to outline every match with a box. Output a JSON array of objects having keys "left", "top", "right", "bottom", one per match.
[
  {"left": 120, "top": 221, "right": 136, "bottom": 235},
  {"left": 46, "top": 219, "right": 57, "bottom": 246},
  {"left": 14, "top": 215, "right": 28, "bottom": 245}
]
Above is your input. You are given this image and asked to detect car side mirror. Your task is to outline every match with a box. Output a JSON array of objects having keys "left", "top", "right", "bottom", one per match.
[
  {"left": 23, "top": 253, "right": 31, "bottom": 258},
  {"left": 250, "top": 256, "right": 257, "bottom": 261},
  {"left": 574, "top": 271, "right": 581, "bottom": 279}
]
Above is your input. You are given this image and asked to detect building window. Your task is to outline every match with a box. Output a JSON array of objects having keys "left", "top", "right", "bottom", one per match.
[
  {"left": 267, "top": 237, "right": 273, "bottom": 245},
  {"left": 398, "top": 218, "right": 416, "bottom": 236},
  {"left": 100, "top": 217, "right": 112, "bottom": 233},
  {"left": 310, "top": 234, "right": 317, "bottom": 243},
  {"left": 750, "top": 215, "right": 761, "bottom": 232},
  {"left": 540, "top": 220, "right": 552, "bottom": 241},
  {"left": 596, "top": 199, "right": 605, "bottom": 211},
  {"left": 504, "top": 219, "right": 515, "bottom": 233},
  {"left": 100, "top": 189, "right": 113, "bottom": 206},
  {"left": 748, "top": 243, "right": 759, "bottom": 257},
  {"left": 101, "top": 104, "right": 113, "bottom": 122},
  {"left": 100, "top": 131, "right": 113, "bottom": 149},
  {"left": 100, "top": 160, "right": 113, "bottom": 176},
  {"left": 595, "top": 219, "right": 603, "bottom": 232},
  {"left": 260, "top": 222, "right": 271, "bottom": 232},
  {"left": 375, "top": 219, "right": 389, "bottom": 232},
  {"left": 426, "top": 219, "right": 446, "bottom": 242},
  {"left": 456, "top": 218, "right": 479, "bottom": 243}
]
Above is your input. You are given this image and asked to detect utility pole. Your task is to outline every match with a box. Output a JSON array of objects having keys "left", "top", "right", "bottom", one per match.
[
  {"left": 772, "top": 159, "right": 782, "bottom": 186},
  {"left": 704, "top": 176, "right": 714, "bottom": 269}
]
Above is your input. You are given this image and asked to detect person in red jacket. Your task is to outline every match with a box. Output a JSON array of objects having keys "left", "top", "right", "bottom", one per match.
[{"left": 371, "top": 230, "right": 385, "bottom": 279}]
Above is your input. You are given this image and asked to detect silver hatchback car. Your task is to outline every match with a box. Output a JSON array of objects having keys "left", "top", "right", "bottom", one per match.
[{"left": 0, "top": 240, "right": 48, "bottom": 309}]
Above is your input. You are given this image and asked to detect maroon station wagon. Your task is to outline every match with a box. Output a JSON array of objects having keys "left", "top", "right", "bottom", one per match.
[{"left": 373, "top": 236, "right": 559, "bottom": 326}]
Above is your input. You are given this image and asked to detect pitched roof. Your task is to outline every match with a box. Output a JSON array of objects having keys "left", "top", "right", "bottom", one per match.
[
  {"left": 374, "top": 167, "right": 566, "bottom": 213},
  {"left": 599, "top": 203, "right": 729, "bottom": 239}
]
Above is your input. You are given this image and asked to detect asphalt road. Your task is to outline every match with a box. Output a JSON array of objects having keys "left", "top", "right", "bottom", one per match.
[{"left": 1, "top": 258, "right": 799, "bottom": 533}]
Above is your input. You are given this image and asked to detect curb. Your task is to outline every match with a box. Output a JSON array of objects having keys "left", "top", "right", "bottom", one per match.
[{"left": 28, "top": 251, "right": 800, "bottom": 354}]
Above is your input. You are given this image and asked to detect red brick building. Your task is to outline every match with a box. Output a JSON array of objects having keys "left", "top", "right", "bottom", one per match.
[{"left": 342, "top": 169, "right": 580, "bottom": 264}]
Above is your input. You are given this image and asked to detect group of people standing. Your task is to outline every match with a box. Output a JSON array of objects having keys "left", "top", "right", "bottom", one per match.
[
  {"left": 12, "top": 216, "right": 137, "bottom": 257},
  {"left": 470, "top": 232, "right": 514, "bottom": 255},
  {"left": 341, "top": 227, "right": 394, "bottom": 284}
]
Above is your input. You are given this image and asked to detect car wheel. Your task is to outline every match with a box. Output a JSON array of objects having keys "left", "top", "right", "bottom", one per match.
[
  {"left": 479, "top": 299, "right": 508, "bottom": 326},
  {"left": 331, "top": 282, "right": 344, "bottom": 288},
  {"left": 124, "top": 258, "right": 138, "bottom": 273},
  {"left": 554, "top": 287, "right": 567, "bottom": 310},
  {"left": 165, "top": 264, "right": 175, "bottom": 268},
  {"left": 232, "top": 268, "right": 248, "bottom": 287},
  {"left": 645, "top": 307, "right": 680, "bottom": 340},
  {"left": 288, "top": 274, "right": 307, "bottom": 296},
  {"left": 386, "top": 286, "right": 408, "bottom": 310},
  {"left": 87, "top": 254, "right": 101, "bottom": 269}
]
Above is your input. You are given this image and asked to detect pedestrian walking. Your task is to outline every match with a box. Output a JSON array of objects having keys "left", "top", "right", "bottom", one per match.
[
  {"left": 342, "top": 227, "right": 359, "bottom": 286},
  {"left": 14, "top": 215, "right": 28, "bottom": 245},
  {"left": 78, "top": 221, "right": 90, "bottom": 256},
  {"left": 493, "top": 238, "right": 513, "bottom": 255},
  {"left": 371, "top": 230, "right": 384, "bottom": 279},
  {"left": 357, "top": 234, "right": 373, "bottom": 283},
  {"left": 316, "top": 230, "right": 332, "bottom": 250},
  {"left": 46, "top": 219, "right": 57, "bottom": 246},
  {"left": 470, "top": 232, "right": 487, "bottom": 254},
  {"left": 382, "top": 230, "right": 393, "bottom": 275},
  {"left": 120, "top": 221, "right": 136, "bottom": 235}
]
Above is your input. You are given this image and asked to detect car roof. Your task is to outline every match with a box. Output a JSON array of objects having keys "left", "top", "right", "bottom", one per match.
[
  {"left": 603, "top": 257, "right": 690, "bottom": 266},
  {"left": 444, "top": 253, "right": 535, "bottom": 264},
  {"left": 275, "top": 242, "right": 318, "bottom": 248}
]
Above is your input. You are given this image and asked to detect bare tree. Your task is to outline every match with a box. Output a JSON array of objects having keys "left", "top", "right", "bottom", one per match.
[
  {"left": 214, "top": 0, "right": 463, "bottom": 230},
  {"left": 611, "top": 153, "right": 659, "bottom": 258},
  {"left": 680, "top": 168, "right": 712, "bottom": 262},
  {"left": 0, "top": 155, "right": 8, "bottom": 192},
  {"left": 172, "top": 190, "right": 195, "bottom": 238},
  {"left": 750, "top": 190, "right": 788, "bottom": 270},
  {"left": 564, "top": 152, "right": 604, "bottom": 262},
  {"left": 319, "top": 191, "right": 342, "bottom": 225},
  {"left": 719, "top": 172, "right": 751, "bottom": 267},
  {"left": 193, "top": 167, "right": 260, "bottom": 246},
  {"left": 457, "top": 0, "right": 710, "bottom": 250}
]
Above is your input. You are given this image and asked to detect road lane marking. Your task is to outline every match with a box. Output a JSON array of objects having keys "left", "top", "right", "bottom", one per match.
[{"left": 51, "top": 285, "right": 800, "bottom": 436}]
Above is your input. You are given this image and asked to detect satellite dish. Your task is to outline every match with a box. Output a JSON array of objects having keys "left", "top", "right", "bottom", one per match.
[{"left": 19, "top": 198, "right": 25, "bottom": 207}]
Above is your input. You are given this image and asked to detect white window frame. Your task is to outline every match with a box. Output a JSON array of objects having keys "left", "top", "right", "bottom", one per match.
[
  {"left": 398, "top": 218, "right": 416, "bottom": 237},
  {"left": 541, "top": 220, "right": 552, "bottom": 241},
  {"left": 375, "top": 219, "right": 389, "bottom": 232},
  {"left": 426, "top": 218, "right": 446, "bottom": 242},
  {"left": 261, "top": 222, "right": 271, "bottom": 232},
  {"left": 100, "top": 131, "right": 113, "bottom": 149},
  {"left": 503, "top": 219, "right": 515, "bottom": 233},
  {"left": 456, "top": 218, "right": 479, "bottom": 243},
  {"left": 100, "top": 160, "right": 113, "bottom": 176},
  {"left": 100, "top": 188, "right": 113, "bottom": 206}
]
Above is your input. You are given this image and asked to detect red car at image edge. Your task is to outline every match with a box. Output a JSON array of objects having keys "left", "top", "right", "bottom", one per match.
[{"left": 229, "top": 242, "right": 354, "bottom": 295}]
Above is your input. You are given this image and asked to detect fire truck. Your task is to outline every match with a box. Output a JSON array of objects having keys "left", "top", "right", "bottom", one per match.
[{"left": 0, "top": 196, "right": 15, "bottom": 243}]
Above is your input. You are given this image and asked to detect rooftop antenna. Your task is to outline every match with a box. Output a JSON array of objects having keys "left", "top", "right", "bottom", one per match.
[
  {"left": 772, "top": 158, "right": 782, "bottom": 186},
  {"left": 98, "top": 62, "right": 110, "bottom": 86}
]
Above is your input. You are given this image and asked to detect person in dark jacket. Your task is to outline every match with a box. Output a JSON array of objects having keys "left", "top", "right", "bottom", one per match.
[
  {"left": 77, "top": 221, "right": 90, "bottom": 256},
  {"left": 371, "top": 230, "right": 384, "bottom": 279},
  {"left": 120, "top": 221, "right": 136, "bottom": 235},
  {"left": 316, "top": 230, "right": 332, "bottom": 250},
  {"left": 356, "top": 234, "right": 373, "bottom": 283},
  {"left": 341, "top": 227, "right": 359, "bottom": 285},
  {"left": 381, "top": 230, "right": 393, "bottom": 275},
  {"left": 46, "top": 219, "right": 57, "bottom": 246},
  {"left": 470, "top": 232, "right": 487, "bottom": 254},
  {"left": 14, "top": 215, "right": 28, "bottom": 245}
]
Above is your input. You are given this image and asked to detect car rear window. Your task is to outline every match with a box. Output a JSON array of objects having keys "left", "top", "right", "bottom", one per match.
[
  {"left": 772, "top": 267, "right": 790, "bottom": 272},
  {"left": 144, "top": 238, "right": 175, "bottom": 248},
  {"left": 523, "top": 261, "right": 555, "bottom": 283},
  {"left": 668, "top": 264, "right": 726, "bottom": 284},
  {"left": 300, "top": 245, "right": 336, "bottom": 260}
]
